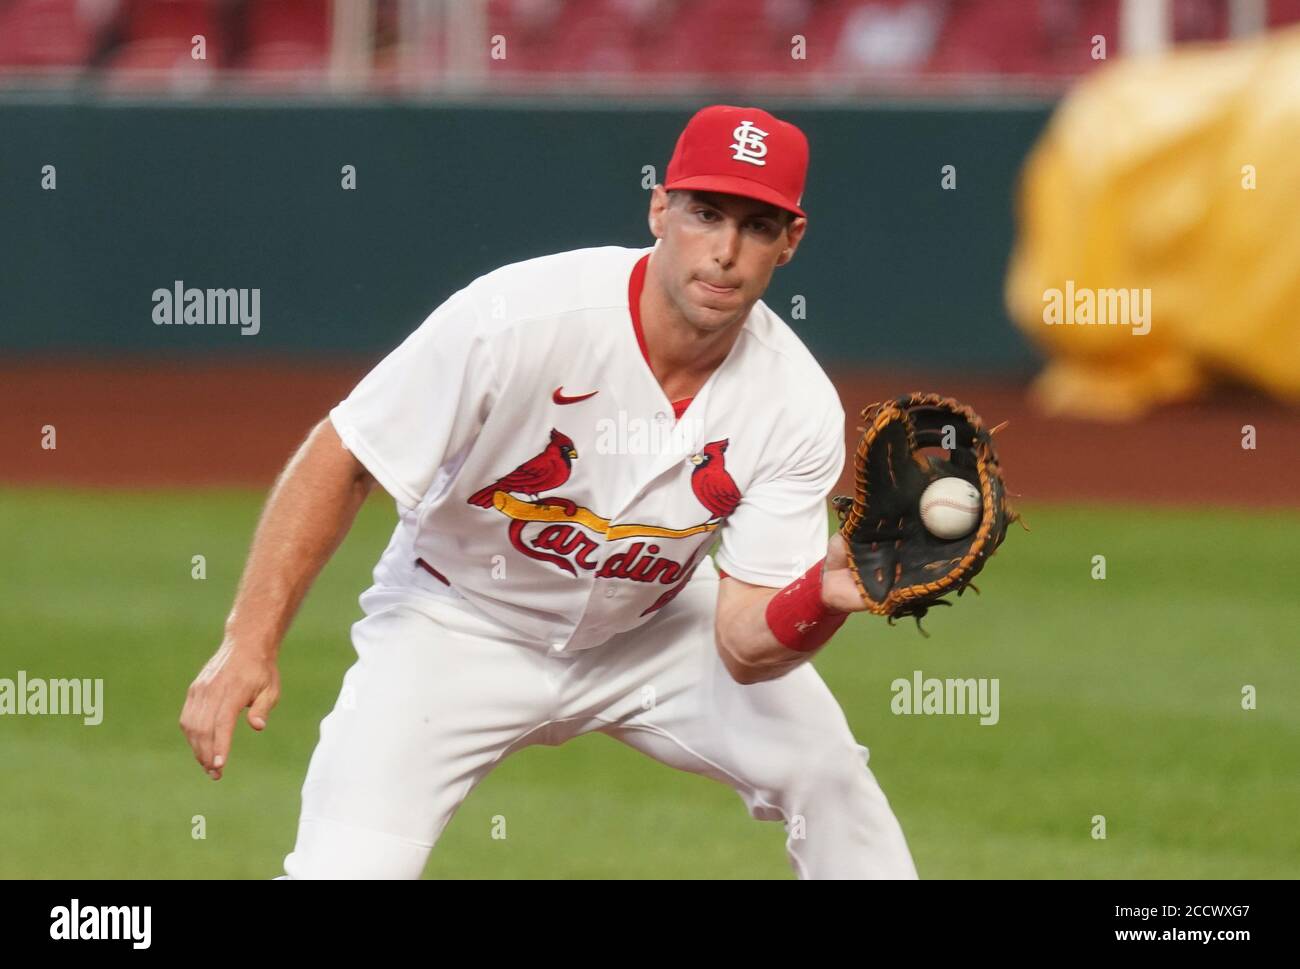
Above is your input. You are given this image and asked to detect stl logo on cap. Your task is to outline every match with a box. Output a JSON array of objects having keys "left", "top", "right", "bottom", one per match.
[
  {"left": 730, "top": 120, "right": 769, "bottom": 167},
  {"left": 665, "top": 105, "right": 809, "bottom": 217}
]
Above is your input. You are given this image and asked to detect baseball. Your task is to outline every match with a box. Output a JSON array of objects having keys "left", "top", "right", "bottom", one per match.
[{"left": 920, "top": 477, "right": 982, "bottom": 539}]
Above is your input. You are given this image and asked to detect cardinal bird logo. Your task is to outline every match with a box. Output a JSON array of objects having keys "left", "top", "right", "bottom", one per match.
[
  {"left": 468, "top": 428, "right": 578, "bottom": 507},
  {"left": 690, "top": 439, "right": 741, "bottom": 521}
]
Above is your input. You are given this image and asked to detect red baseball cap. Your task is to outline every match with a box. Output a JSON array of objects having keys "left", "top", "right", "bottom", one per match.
[{"left": 664, "top": 105, "right": 809, "bottom": 218}]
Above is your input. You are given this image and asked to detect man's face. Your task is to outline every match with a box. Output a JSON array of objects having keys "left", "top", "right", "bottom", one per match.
[{"left": 647, "top": 187, "right": 807, "bottom": 333}]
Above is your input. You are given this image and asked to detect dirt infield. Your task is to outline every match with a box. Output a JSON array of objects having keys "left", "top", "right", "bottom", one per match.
[{"left": 3, "top": 360, "right": 1297, "bottom": 506}]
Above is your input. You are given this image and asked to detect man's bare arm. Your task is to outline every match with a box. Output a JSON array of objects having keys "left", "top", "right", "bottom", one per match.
[
  {"left": 180, "top": 417, "right": 375, "bottom": 780},
  {"left": 714, "top": 533, "right": 864, "bottom": 685},
  {"left": 715, "top": 576, "right": 810, "bottom": 684}
]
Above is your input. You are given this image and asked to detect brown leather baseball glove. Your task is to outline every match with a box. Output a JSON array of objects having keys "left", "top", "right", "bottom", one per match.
[{"left": 832, "top": 392, "right": 1018, "bottom": 632}]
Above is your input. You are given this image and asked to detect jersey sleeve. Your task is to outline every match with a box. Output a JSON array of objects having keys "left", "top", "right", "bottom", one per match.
[
  {"left": 712, "top": 398, "right": 846, "bottom": 588},
  {"left": 329, "top": 290, "right": 497, "bottom": 510}
]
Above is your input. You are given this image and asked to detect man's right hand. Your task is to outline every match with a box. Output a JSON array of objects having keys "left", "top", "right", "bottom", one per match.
[
  {"left": 176, "top": 417, "right": 374, "bottom": 781},
  {"left": 180, "top": 639, "right": 280, "bottom": 781}
]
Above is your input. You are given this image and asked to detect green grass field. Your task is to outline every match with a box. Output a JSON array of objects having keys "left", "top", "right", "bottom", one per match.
[{"left": 2, "top": 487, "right": 1297, "bottom": 879}]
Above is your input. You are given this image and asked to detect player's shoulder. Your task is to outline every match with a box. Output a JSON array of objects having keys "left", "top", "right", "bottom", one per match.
[
  {"left": 462, "top": 245, "right": 649, "bottom": 325},
  {"left": 739, "top": 302, "right": 844, "bottom": 418}
]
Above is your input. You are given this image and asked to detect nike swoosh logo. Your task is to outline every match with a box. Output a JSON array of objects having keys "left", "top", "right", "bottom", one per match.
[{"left": 553, "top": 387, "right": 598, "bottom": 405}]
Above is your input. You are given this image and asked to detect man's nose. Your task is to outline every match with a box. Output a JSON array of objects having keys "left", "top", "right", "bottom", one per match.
[{"left": 712, "top": 223, "right": 740, "bottom": 267}]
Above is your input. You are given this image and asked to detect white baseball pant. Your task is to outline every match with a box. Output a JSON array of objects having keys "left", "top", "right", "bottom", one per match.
[{"left": 282, "top": 567, "right": 917, "bottom": 879}]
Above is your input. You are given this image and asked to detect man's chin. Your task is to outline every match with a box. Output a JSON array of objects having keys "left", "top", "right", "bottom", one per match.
[{"left": 686, "top": 305, "right": 746, "bottom": 332}]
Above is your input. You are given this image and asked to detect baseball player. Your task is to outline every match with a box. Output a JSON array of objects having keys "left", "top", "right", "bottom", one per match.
[{"left": 180, "top": 105, "right": 918, "bottom": 880}]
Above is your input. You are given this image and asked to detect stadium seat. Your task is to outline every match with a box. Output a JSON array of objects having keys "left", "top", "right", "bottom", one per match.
[
  {"left": 1271, "top": 0, "right": 1300, "bottom": 27},
  {"left": 927, "top": 0, "right": 1048, "bottom": 75},
  {"left": 102, "top": 0, "right": 227, "bottom": 87},
  {"left": 486, "top": 0, "right": 571, "bottom": 72},
  {"left": 655, "top": 0, "right": 812, "bottom": 77},
  {"left": 0, "top": 0, "right": 104, "bottom": 69},
  {"left": 240, "top": 0, "right": 331, "bottom": 75},
  {"left": 830, "top": 0, "right": 945, "bottom": 74}
]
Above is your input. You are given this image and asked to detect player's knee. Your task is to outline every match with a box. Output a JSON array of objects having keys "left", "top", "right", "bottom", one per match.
[{"left": 767, "top": 742, "right": 874, "bottom": 808}]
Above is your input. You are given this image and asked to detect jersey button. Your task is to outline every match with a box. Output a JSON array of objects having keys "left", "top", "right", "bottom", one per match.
[
  {"left": 654, "top": 411, "right": 668, "bottom": 423},
  {"left": 604, "top": 588, "right": 616, "bottom": 598}
]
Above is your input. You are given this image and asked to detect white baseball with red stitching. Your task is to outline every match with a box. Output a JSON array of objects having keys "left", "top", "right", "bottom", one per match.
[{"left": 919, "top": 477, "right": 981, "bottom": 540}]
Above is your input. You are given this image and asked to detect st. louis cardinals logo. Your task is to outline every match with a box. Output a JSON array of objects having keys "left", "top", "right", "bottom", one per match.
[
  {"left": 689, "top": 440, "right": 741, "bottom": 521},
  {"left": 730, "top": 120, "right": 769, "bottom": 167},
  {"left": 467, "top": 428, "right": 577, "bottom": 506},
  {"left": 468, "top": 429, "right": 741, "bottom": 615}
]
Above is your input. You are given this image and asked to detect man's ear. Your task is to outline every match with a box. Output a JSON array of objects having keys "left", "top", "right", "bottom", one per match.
[
  {"left": 648, "top": 185, "right": 670, "bottom": 240},
  {"left": 776, "top": 216, "right": 808, "bottom": 266}
]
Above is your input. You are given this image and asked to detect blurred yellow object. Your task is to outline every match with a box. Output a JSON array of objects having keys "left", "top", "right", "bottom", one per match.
[{"left": 1005, "top": 26, "right": 1300, "bottom": 419}]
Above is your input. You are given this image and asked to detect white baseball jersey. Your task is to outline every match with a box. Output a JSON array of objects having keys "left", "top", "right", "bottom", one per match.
[{"left": 329, "top": 244, "right": 845, "bottom": 652}]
